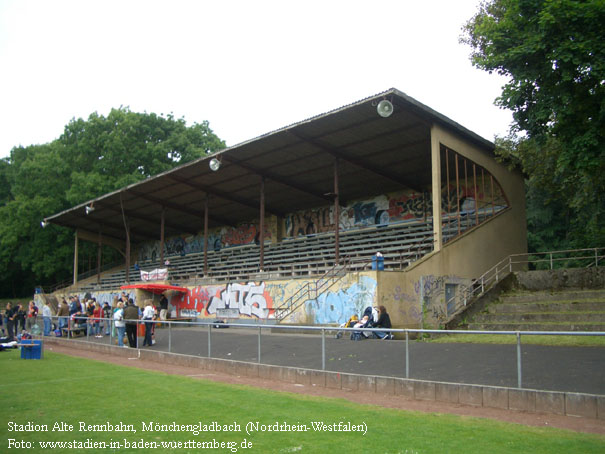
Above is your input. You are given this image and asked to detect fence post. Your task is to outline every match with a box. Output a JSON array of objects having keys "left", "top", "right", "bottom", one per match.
[
  {"left": 257, "top": 325, "right": 262, "bottom": 364},
  {"left": 321, "top": 328, "right": 326, "bottom": 371},
  {"left": 509, "top": 256, "right": 512, "bottom": 272},
  {"left": 516, "top": 332, "right": 522, "bottom": 389},
  {"left": 595, "top": 248, "right": 599, "bottom": 267},
  {"left": 550, "top": 253, "right": 553, "bottom": 269},
  {"left": 168, "top": 321, "right": 172, "bottom": 353},
  {"left": 207, "top": 323, "right": 212, "bottom": 358},
  {"left": 405, "top": 330, "right": 409, "bottom": 379}
]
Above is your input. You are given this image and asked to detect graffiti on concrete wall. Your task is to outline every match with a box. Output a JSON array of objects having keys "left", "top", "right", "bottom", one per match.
[
  {"left": 304, "top": 276, "right": 377, "bottom": 324},
  {"left": 138, "top": 223, "right": 271, "bottom": 262},
  {"left": 285, "top": 206, "right": 334, "bottom": 237},
  {"left": 390, "top": 285, "right": 422, "bottom": 324},
  {"left": 388, "top": 192, "right": 430, "bottom": 221},
  {"left": 414, "top": 275, "right": 469, "bottom": 327},
  {"left": 172, "top": 282, "right": 274, "bottom": 319}
]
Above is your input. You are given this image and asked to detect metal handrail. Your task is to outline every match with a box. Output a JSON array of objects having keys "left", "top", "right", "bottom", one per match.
[
  {"left": 444, "top": 247, "right": 605, "bottom": 321},
  {"left": 40, "top": 314, "right": 605, "bottom": 390}
]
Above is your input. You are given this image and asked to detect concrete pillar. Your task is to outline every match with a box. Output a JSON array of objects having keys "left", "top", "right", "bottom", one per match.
[{"left": 431, "top": 125, "right": 443, "bottom": 251}]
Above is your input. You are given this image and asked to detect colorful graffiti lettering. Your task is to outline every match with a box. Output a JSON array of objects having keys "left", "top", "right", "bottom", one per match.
[
  {"left": 304, "top": 276, "right": 377, "bottom": 324},
  {"left": 286, "top": 207, "right": 334, "bottom": 237},
  {"left": 172, "top": 282, "right": 273, "bottom": 319}
]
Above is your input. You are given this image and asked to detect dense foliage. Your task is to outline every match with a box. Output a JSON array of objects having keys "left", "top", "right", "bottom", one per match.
[
  {"left": 463, "top": 0, "right": 605, "bottom": 250},
  {"left": 0, "top": 108, "right": 225, "bottom": 297}
]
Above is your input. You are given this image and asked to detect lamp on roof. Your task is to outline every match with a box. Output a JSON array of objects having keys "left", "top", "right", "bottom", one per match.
[
  {"left": 209, "top": 157, "right": 222, "bottom": 171},
  {"left": 40, "top": 220, "right": 48, "bottom": 228},
  {"left": 85, "top": 204, "right": 95, "bottom": 215},
  {"left": 376, "top": 99, "right": 394, "bottom": 118}
]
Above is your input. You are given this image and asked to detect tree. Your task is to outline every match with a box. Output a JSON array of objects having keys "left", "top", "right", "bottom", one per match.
[
  {"left": 462, "top": 0, "right": 605, "bottom": 248},
  {"left": 0, "top": 110, "right": 225, "bottom": 297}
]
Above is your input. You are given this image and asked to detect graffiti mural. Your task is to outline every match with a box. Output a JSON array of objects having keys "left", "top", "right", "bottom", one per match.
[
  {"left": 285, "top": 206, "right": 334, "bottom": 237},
  {"left": 304, "top": 276, "right": 377, "bottom": 324},
  {"left": 171, "top": 282, "right": 274, "bottom": 319},
  {"left": 388, "top": 192, "right": 430, "bottom": 221},
  {"left": 138, "top": 223, "right": 272, "bottom": 262}
]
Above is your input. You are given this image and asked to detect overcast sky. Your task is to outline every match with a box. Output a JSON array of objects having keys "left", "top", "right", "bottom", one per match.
[{"left": 0, "top": 0, "right": 512, "bottom": 159}]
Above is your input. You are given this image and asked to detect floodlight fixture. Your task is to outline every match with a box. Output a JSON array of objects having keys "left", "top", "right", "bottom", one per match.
[
  {"left": 377, "top": 99, "right": 394, "bottom": 118},
  {"left": 209, "top": 157, "right": 222, "bottom": 171}
]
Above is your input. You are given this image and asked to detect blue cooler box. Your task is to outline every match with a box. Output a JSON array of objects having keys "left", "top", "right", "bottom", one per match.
[{"left": 20, "top": 339, "right": 43, "bottom": 360}]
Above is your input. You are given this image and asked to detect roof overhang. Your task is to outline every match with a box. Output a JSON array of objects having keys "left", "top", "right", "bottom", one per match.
[{"left": 44, "top": 88, "right": 495, "bottom": 245}]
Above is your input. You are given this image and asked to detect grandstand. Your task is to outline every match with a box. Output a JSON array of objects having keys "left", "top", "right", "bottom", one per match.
[{"left": 40, "top": 88, "right": 526, "bottom": 328}]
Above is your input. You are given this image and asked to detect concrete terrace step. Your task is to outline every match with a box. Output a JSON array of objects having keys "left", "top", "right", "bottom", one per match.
[
  {"left": 487, "top": 301, "right": 605, "bottom": 314},
  {"left": 474, "top": 312, "right": 605, "bottom": 323},
  {"left": 468, "top": 322, "right": 605, "bottom": 332},
  {"left": 498, "top": 290, "right": 605, "bottom": 304}
]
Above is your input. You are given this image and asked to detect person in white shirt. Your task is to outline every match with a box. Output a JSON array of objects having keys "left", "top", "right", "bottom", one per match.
[
  {"left": 142, "top": 301, "right": 155, "bottom": 347},
  {"left": 42, "top": 301, "right": 52, "bottom": 336},
  {"left": 113, "top": 302, "right": 126, "bottom": 347}
]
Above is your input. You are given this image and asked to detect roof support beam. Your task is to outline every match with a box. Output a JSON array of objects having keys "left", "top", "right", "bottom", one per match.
[
  {"left": 166, "top": 175, "right": 286, "bottom": 218},
  {"left": 222, "top": 156, "right": 334, "bottom": 203},
  {"left": 289, "top": 128, "right": 417, "bottom": 190},
  {"left": 93, "top": 201, "right": 195, "bottom": 237}
]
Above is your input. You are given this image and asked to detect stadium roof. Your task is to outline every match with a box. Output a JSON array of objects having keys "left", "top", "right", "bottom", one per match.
[{"left": 44, "top": 88, "right": 495, "bottom": 245}]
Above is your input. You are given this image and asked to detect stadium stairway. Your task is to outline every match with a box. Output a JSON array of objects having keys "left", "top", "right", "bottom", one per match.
[{"left": 467, "top": 288, "right": 605, "bottom": 332}]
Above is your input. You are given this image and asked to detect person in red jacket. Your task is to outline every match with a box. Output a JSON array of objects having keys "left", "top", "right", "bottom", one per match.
[{"left": 92, "top": 302, "right": 103, "bottom": 338}]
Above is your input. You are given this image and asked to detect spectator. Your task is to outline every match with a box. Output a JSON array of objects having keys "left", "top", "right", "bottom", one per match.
[
  {"left": 142, "top": 300, "right": 155, "bottom": 347},
  {"left": 5, "top": 302, "right": 17, "bottom": 340},
  {"left": 42, "top": 301, "right": 52, "bottom": 336},
  {"left": 113, "top": 302, "right": 126, "bottom": 347},
  {"left": 92, "top": 302, "right": 103, "bottom": 338},
  {"left": 58, "top": 298, "right": 69, "bottom": 330},
  {"left": 123, "top": 299, "right": 140, "bottom": 348},
  {"left": 159, "top": 293, "right": 168, "bottom": 321},
  {"left": 373, "top": 305, "right": 393, "bottom": 340},
  {"left": 102, "top": 302, "right": 112, "bottom": 335},
  {"left": 26, "top": 301, "right": 38, "bottom": 331},
  {"left": 17, "top": 303, "right": 26, "bottom": 332}
]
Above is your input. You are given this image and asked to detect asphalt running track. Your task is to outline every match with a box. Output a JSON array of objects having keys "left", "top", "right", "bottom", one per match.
[{"left": 83, "top": 326, "right": 605, "bottom": 395}]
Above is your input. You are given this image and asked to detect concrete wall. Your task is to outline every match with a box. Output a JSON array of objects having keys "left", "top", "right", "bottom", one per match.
[{"left": 44, "top": 337, "right": 603, "bottom": 421}]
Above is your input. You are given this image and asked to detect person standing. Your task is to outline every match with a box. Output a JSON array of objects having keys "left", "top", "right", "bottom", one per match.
[
  {"left": 58, "top": 298, "right": 69, "bottom": 330},
  {"left": 123, "top": 299, "right": 139, "bottom": 348},
  {"left": 26, "top": 301, "right": 38, "bottom": 331},
  {"left": 17, "top": 303, "right": 26, "bottom": 333},
  {"left": 42, "top": 301, "right": 52, "bottom": 336},
  {"left": 142, "top": 301, "right": 155, "bottom": 347},
  {"left": 159, "top": 293, "right": 168, "bottom": 321},
  {"left": 102, "top": 302, "right": 112, "bottom": 335},
  {"left": 92, "top": 302, "right": 103, "bottom": 338},
  {"left": 5, "top": 302, "right": 17, "bottom": 340},
  {"left": 113, "top": 302, "right": 126, "bottom": 347}
]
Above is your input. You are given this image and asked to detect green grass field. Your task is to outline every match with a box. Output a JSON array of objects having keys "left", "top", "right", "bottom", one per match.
[
  {"left": 428, "top": 333, "right": 605, "bottom": 347},
  {"left": 1, "top": 351, "right": 603, "bottom": 454}
]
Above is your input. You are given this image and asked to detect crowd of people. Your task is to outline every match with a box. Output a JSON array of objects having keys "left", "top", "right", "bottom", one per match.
[{"left": 1, "top": 292, "right": 171, "bottom": 349}]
